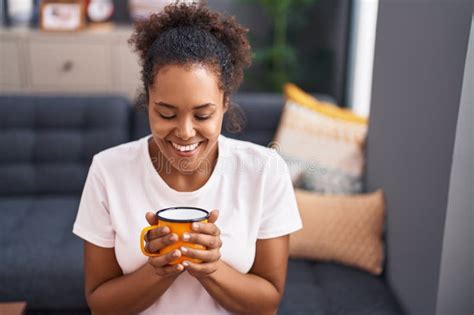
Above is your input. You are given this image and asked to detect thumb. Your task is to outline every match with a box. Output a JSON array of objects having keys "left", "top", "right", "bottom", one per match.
[
  {"left": 145, "top": 212, "right": 158, "bottom": 226},
  {"left": 208, "top": 209, "right": 219, "bottom": 224}
]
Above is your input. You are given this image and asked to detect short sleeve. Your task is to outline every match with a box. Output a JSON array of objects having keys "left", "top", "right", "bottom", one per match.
[
  {"left": 72, "top": 156, "right": 115, "bottom": 248},
  {"left": 258, "top": 153, "right": 303, "bottom": 239}
]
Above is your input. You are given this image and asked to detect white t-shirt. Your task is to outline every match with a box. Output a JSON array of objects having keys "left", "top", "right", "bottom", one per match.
[{"left": 73, "top": 134, "right": 302, "bottom": 315}]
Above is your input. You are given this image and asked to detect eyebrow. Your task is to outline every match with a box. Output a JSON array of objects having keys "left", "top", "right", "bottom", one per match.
[{"left": 155, "top": 102, "right": 216, "bottom": 109}]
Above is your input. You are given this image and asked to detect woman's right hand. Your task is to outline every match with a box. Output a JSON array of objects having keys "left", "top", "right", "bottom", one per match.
[{"left": 144, "top": 212, "right": 185, "bottom": 277}]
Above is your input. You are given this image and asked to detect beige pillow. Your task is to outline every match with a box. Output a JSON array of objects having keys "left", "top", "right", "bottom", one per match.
[
  {"left": 274, "top": 83, "right": 368, "bottom": 194},
  {"left": 289, "top": 189, "right": 385, "bottom": 275}
]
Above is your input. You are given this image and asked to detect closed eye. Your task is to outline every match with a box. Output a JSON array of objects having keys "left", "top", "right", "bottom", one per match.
[
  {"left": 159, "top": 114, "right": 175, "bottom": 120},
  {"left": 195, "top": 115, "right": 212, "bottom": 121},
  {"left": 157, "top": 112, "right": 212, "bottom": 120}
]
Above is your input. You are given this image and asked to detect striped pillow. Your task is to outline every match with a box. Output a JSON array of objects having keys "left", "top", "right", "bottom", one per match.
[{"left": 274, "top": 83, "right": 368, "bottom": 194}]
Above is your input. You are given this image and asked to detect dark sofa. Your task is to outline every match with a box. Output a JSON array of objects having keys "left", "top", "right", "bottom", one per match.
[{"left": 0, "top": 94, "right": 402, "bottom": 315}]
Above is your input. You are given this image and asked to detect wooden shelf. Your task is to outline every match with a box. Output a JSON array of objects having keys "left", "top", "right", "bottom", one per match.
[{"left": 0, "top": 26, "right": 140, "bottom": 99}]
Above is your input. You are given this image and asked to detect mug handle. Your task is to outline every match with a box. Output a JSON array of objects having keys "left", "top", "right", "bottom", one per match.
[{"left": 140, "top": 226, "right": 161, "bottom": 257}]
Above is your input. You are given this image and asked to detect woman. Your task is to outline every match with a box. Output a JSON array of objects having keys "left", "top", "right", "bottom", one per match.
[{"left": 73, "top": 3, "right": 302, "bottom": 314}]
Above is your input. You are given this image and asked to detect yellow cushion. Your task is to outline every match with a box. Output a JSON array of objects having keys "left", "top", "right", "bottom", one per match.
[
  {"left": 274, "top": 83, "right": 369, "bottom": 194},
  {"left": 284, "top": 83, "right": 368, "bottom": 124},
  {"left": 289, "top": 189, "right": 385, "bottom": 275}
]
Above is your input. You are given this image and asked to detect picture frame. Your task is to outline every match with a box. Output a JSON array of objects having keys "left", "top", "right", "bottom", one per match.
[{"left": 39, "top": 0, "right": 85, "bottom": 32}]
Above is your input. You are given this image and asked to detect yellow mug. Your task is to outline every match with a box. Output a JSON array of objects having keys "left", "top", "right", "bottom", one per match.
[{"left": 140, "top": 207, "right": 210, "bottom": 265}]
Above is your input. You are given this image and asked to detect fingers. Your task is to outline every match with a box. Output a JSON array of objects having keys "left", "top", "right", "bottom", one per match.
[
  {"left": 146, "top": 232, "right": 178, "bottom": 253},
  {"left": 182, "top": 232, "right": 221, "bottom": 249},
  {"left": 208, "top": 209, "right": 219, "bottom": 224},
  {"left": 145, "top": 225, "right": 170, "bottom": 241},
  {"left": 145, "top": 212, "right": 158, "bottom": 226},
  {"left": 180, "top": 246, "right": 221, "bottom": 263},
  {"left": 148, "top": 250, "right": 185, "bottom": 276},
  {"left": 191, "top": 220, "right": 220, "bottom": 237},
  {"left": 182, "top": 259, "right": 218, "bottom": 278},
  {"left": 159, "top": 264, "right": 184, "bottom": 276}
]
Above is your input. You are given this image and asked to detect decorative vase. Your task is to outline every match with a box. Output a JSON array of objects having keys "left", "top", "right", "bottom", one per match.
[
  {"left": 128, "top": 0, "right": 197, "bottom": 22},
  {"left": 7, "top": 0, "right": 33, "bottom": 26},
  {"left": 87, "top": 0, "right": 114, "bottom": 23}
]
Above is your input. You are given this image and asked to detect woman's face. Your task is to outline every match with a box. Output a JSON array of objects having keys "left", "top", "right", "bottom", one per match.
[{"left": 148, "top": 64, "right": 227, "bottom": 174}]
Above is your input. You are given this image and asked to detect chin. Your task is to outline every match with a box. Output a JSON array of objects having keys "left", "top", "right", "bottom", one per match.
[
  {"left": 160, "top": 140, "right": 205, "bottom": 171},
  {"left": 153, "top": 134, "right": 219, "bottom": 171}
]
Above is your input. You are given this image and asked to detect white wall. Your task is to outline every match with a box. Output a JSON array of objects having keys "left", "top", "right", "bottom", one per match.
[{"left": 346, "top": 0, "right": 379, "bottom": 117}]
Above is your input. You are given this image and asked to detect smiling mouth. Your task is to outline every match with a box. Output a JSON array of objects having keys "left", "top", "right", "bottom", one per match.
[{"left": 170, "top": 141, "right": 203, "bottom": 153}]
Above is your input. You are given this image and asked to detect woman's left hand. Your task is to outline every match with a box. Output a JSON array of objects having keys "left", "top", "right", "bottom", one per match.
[{"left": 181, "top": 209, "right": 222, "bottom": 278}]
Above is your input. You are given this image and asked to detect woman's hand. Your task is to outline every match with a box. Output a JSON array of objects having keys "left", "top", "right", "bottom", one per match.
[
  {"left": 144, "top": 212, "right": 185, "bottom": 277},
  {"left": 181, "top": 210, "right": 222, "bottom": 278}
]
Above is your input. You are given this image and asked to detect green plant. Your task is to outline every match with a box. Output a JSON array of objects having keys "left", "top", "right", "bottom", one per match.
[{"left": 251, "top": 0, "right": 319, "bottom": 91}]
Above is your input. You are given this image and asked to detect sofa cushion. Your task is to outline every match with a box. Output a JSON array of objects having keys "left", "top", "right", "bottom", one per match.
[
  {"left": 0, "top": 196, "right": 87, "bottom": 309},
  {"left": 0, "top": 95, "right": 131, "bottom": 195},
  {"left": 275, "top": 84, "right": 368, "bottom": 194},
  {"left": 131, "top": 108, "right": 149, "bottom": 141},
  {"left": 279, "top": 260, "right": 402, "bottom": 315},
  {"left": 279, "top": 259, "right": 330, "bottom": 314},
  {"left": 224, "top": 93, "right": 285, "bottom": 146},
  {"left": 225, "top": 93, "right": 337, "bottom": 147},
  {"left": 289, "top": 189, "right": 385, "bottom": 276},
  {"left": 312, "top": 262, "right": 403, "bottom": 314}
]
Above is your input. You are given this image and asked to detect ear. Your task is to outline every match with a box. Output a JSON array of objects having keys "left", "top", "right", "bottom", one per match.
[{"left": 223, "top": 94, "right": 229, "bottom": 113}]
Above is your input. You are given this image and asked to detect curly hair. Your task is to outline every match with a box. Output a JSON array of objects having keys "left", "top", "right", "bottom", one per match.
[{"left": 128, "top": 3, "right": 252, "bottom": 133}]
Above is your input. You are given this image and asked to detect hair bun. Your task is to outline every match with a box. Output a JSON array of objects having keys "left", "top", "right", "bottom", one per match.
[{"left": 128, "top": 2, "right": 252, "bottom": 133}]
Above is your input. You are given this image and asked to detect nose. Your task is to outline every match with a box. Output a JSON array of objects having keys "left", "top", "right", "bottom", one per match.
[{"left": 175, "top": 117, "right": 196, "bottom": 140}]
